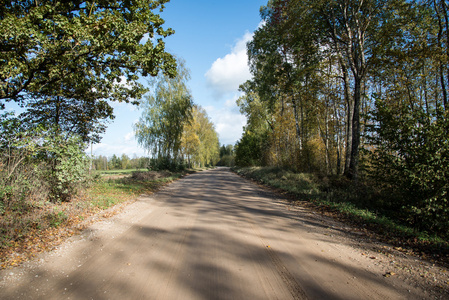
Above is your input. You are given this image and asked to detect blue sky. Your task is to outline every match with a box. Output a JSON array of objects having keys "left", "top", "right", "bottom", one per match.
[{"left": 91, "top": 0, "right": 266, "bottom": 158}]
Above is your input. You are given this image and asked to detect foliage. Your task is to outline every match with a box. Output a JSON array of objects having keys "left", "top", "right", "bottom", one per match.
[
  {"left": 234, "top": 0, "right": 449, "bottom": 237},
  {"left": 235, "top": 166, "right": 319, "bottom": 196},
  {"left": 181, "top": 106, "right": 219, "bottom": 168},
  {"left": 109, "top": 154, "right": 123, "bottom": 170},
  {"left": 40, "top": 135, "right": 91, "bottom": 202},
  {"left": 239, "top": 0, "right": 345, "bottom": 174},
  {"left": 135, "top": 58, "right": 193, "bottom": 163},
  {"left": 0, "top": 0, "right": 176, "bottom": 102},
  {"left": 181, "top": 109, "right": 201, "bottom": 166},
  {"left": 135, "top": 59, "right": 219, "bottom": 170},
  {"left": 366, "top": 100, "right": 449, "bottom": 233},
  {"left": 1, "top": 0, "right": 176, "bottom": 145},
  {"left": 91, "top": 155, "right": 150, "bottom": 171},
  {"left": 148, "top": 156, "right": 187, "bottom": 172},
  {"left": 235, "top": 130, "right": 268, "bottom": 167},
  {"left": 1, "top": 113, "right": 91, "bottom": 208},
  {"left": 1, "top": 113, "right": 46, "bottom": 210},
  {"left": 239, "top": 0, "right": 418, "bottom": 178},
  {"left": 217, "top": 144, "right": 235, "bottom": 167},
  {"left": 0, "top": 0, "right": 178, "bottom": 221},
  {"left": 181, "top": 105, "right": 219, "bottom": 167},
  {"left": 219, "top": 144, "right": 234, "bottom": 157},
  {"left": 19, "top": 95, "right": 113, "bottom": 143}
]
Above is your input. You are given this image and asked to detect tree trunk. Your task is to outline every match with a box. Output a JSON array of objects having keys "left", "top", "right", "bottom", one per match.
[
  {"left": 348, "top": 78, "right": 362, "bottom": 180},
  {"left": 435, "top": 0, "right": 449, "bottom": 110},
  {"left": 325, "top": 107, "right": 331, "bottom": 175},
  {"left": 442, "top": 0, "right": 449, "bottom": 111},
  {"left": 342, "top": 66, "right": 353, "bottom": 176},
  {"left": 333, "top": 99, "right": 343, "bottom": 175},
  {"left": 292, "top": 96, "right": 302, "bottom": 150}
]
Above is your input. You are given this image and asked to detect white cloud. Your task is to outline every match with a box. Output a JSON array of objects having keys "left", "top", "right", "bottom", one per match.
[
  {"left": 205, "top": 32, "right": 253, "bottom": 98},
  {"left": 205, "top": 97, "right": 247, "bottom": 146},
  {"left": 257, "top": 20, "right": 266, "bottom": 29},
  {"left": 215, "top": 114, "right": 246, "bottom": 145},
  {"left": 124, "top": 132, "right": 134, "bottom": 142},
  {"left": 109, "top": 98, "right": 140, "bottom": 118},
  {"left": 225, "top": 97, "right": 238, "bottom": 108}
]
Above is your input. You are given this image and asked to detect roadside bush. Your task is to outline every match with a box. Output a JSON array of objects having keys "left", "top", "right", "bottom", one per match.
[
  {"left": 148, "top": 156, "right": 187, "bottom": 172},
  {"left": 217, "top": 155, "right": 235, "bottom": 167},
  {"left": 0, "top": 161, "right": 45, "bottom": 212},
  {"left": 40, "top": 135, "right": 91, "bottom": 202},
  {"left": 235, "top": 166, "right": 320, "bottom": 197},
  {"left": 235, "top": 132, "right": 268, "bottom": 167},
  {"left": 366, "top": 100, "right": 449, "bottom": 236},
  {"left": 1, "top": 113, "right": 91, "bottom": 206},
  {"left": 1, "top": 113, "right": 46, "bottom": 211}
]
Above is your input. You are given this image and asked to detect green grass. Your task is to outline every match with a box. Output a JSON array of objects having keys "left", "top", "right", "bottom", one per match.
[
  {"left": 87, "top": 171, "right": 185, "bottom": 208},
  {"left": 95, "top": 169, "right": 141, "bottom": 175},
  {"left": 235, "top": 166, "right": 320, "bottom": 198}
]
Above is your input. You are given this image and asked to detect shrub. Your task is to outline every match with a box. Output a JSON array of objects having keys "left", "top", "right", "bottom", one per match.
[
  {"left": 235, "top": 132, "right": 268, "bottom": 167},
  {"left": 1, "top": 113, "right": 91, "bottom": 205},
  {"left": 148, "top": 157, "right": 187, "bottom": 172},
  {"left": 40, "top": 135, "right": 91, "bottom": 202},
  {"left": 366, "top": 100, "right": 449, "bottom": 235}
]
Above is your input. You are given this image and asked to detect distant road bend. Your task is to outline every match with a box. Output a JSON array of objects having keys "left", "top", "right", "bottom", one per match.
[{"left": 0, "top": 167, "right": 439, "bottom": 299}]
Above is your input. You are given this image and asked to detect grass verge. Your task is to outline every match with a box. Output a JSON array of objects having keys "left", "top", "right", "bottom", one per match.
[
  {"left": 0, "top": 170, "right": 188, "bottom": 269},
  {"left": 234, "top": 166, "right": 449, "bottom": 267},
  {"left": 95, "top": 169, "right": 141, "bottom": 175}
]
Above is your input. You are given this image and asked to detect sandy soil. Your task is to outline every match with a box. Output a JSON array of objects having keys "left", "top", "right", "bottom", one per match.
[{"left": 0, "top": 168, "right": 448, "bottom": 299}]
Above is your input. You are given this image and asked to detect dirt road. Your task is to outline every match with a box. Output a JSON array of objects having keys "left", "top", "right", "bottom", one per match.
[{"left": 0, "top": 168, "right": 447, "bottom": 299}]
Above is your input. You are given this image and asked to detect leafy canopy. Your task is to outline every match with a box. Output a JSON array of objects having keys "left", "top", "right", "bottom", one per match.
[
  {"left": 134, "top": 58, "right": 193, "bottom": 161},
  {"left": 0, "top": 0, "right": 176, "bottom": 106}
]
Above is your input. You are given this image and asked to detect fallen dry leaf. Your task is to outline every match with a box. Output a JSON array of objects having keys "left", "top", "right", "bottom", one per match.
[{"left": 383, "top": 271, "right": 396, "bottom": 277}]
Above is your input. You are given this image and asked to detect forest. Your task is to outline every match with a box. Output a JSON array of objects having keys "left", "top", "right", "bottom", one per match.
[{"left": 235, "top": 0, "right": 449, "bottom": 237}]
